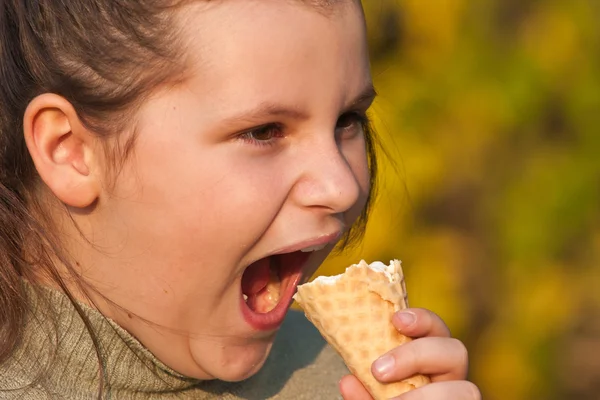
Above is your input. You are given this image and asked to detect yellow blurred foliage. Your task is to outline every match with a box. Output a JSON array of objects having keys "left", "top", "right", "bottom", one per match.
[
  {"left": 476, "top": 328, "right": 538, "bottom": 400},
  {"left": 403, "top": 0, "right": 464, "bottom": 60},
  {"left": 522, "top": 3, "right": 583, "bottom": 78}
]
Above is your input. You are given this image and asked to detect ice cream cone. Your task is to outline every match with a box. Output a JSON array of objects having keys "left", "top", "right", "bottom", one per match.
[{"left": 294, "top": 260, "right": 430, "bottom": 400}]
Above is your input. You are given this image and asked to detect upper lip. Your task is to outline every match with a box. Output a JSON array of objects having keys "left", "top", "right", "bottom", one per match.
[
  {"left": 270, "top": 230, "right": 343, "bottom": 256},
  {"left": 240, "top": 230, "right": 344, "bottom": 274}
]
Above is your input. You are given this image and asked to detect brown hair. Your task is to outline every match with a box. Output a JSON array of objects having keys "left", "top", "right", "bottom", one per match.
[
  {"left": 0, "top": 0, "right": 190, "bottom": 381},
  {"left": 0, "top": 0, "right": 377, "bottom": 394}
]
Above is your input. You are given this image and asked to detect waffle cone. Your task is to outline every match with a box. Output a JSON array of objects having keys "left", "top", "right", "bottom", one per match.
[{"left": 294, "top": 260, "right": 430, "bottom": 399}]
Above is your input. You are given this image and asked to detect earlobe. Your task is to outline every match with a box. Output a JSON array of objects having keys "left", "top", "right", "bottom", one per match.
[{"left": 24, "top": 94, "right": 100, "bottom": 208}]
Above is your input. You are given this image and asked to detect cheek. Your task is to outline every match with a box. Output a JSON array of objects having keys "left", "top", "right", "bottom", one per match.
[
  {"left": 339, "top": 136, "right": 371, "bottom": 224},
  {"left": 344, "top": 136, "right": 371, "bottom": 194},
  {"left": 176, "top": 160, "right": 289, "bottom": 244},
  {"left": 107, "top": 141, "right": 285, "bottom": 247}
]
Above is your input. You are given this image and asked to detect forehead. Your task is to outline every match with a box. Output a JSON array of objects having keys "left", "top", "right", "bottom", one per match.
[
  {"left": 291, "top": 0, "right": 361, "bottom": 16},
  {"left": 175, "top": 0, "right": 370, "bottom": 117}
]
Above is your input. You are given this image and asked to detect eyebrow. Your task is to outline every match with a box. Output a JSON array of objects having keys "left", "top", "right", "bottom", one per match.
[
  {"left": 347, "top": 84, "right": 377, "bottom": 110},
  {"left": 222, "top": 103, "right": 309, "bottom": 127},
  {"left": 221, "top": 84, "right": 377, "bottom": 127}
]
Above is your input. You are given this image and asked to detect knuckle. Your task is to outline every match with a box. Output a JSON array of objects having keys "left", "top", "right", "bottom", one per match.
[
  {"left": 464, "top": 381, "right": 482, "bottom": 400},
  {"left": 420, "top": 308, "right": 451, "bottom": 337},
  {"left": 389, "top": 342, "right": 420, "bottom": 375},
  {"left": 415, "top": 307, "right": 438, "bottom": 324},
  {"left": 405, "top": 342, "right": 421, "bottom": 367},
  {"left": 450, "top": 338, "right": 470, "bottom": 376}
]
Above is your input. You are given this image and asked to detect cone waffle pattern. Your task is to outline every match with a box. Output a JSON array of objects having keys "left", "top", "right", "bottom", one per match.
[{"left": 294, "top": 260, "right": 430, "bottom": 399}]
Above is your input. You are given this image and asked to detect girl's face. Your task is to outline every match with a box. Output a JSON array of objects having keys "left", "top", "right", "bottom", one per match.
[{"left": 74, "top": 0, "right": 373, "bottom": 381}]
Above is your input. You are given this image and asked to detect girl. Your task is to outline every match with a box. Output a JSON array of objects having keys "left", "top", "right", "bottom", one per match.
[{"left": 0, "top": 1, "right": 481, "bottom": 399}]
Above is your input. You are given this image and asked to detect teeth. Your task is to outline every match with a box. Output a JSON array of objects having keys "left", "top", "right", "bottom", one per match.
[
  {"left": 243, "top": 294, "right": 248, "bottom": 301},
  {"left": 300, "top": 244, "right": 327, "bottom": 252}
]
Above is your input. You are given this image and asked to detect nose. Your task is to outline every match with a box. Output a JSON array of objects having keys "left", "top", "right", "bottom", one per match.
[{"left": 291, "top": 139, "right": 365, "bottom": 214}]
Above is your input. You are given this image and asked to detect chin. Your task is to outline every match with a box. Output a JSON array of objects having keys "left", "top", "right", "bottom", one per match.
[{"left": 189, "top": 335, "right": 275, "bottom": 382}]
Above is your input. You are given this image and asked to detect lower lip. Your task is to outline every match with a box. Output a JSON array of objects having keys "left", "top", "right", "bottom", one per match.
[{"left": 240, "top": 252, "right": 310, "bottom": 331}]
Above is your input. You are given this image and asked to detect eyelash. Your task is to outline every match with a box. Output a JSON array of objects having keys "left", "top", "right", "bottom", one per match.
[
  {"left": 336, "top": 111, "right": 371, "bottom": 134},
  {"left": 238, "top": 111, "right": 371, "bottom": 147},
  {"left": 238, "top": 123, "right": 285, "bottom": 147}
]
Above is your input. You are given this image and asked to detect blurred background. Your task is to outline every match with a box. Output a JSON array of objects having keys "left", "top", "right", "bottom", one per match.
[{"left": 311, "top": 1, "right": 600, "bottom": 399}]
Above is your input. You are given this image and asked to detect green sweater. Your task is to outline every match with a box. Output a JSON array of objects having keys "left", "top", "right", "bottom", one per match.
[{"left": 0, "top": 284, "right": 347, "bottom": 399}]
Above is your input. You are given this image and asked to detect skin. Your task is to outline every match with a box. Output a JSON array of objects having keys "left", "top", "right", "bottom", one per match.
[{"left": 23, "top": 0, "right": 480, "bottom": 398}]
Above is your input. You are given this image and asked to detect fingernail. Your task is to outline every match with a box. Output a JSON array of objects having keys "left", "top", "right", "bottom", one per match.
[
  {"left": 373, "top": 354, "right": 395, "bottom": 377},
  {"left": 396, "top": 311, "right": 416, "bottom": 327}
]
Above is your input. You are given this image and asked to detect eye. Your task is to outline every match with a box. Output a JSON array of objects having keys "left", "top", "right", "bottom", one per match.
[
  {"left": 239, "top": 123, "right": 284, "bottom": 146},
  {"left": 335, "top": 112, "right": 369, "bottom": 135}
]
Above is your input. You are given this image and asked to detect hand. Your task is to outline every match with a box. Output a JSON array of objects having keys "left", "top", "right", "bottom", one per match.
[{"left": 339, "top": 308, "right": 481, "bottom": 400}]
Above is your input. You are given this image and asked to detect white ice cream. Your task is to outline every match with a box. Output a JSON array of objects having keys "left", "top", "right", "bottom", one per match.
[
  {"left": 365, "top": 260, "right": 397, "bottom": 282},
  {"left": 310, "top": 260, "right": 400, "bottom": 286},
  {"left": 311, "top": 273, "right": 343, "bottom": 285}
]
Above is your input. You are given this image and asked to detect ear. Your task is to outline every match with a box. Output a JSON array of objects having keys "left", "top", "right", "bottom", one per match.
[{"left": 23, "top": 94, "right": 101, "bottom": 208}]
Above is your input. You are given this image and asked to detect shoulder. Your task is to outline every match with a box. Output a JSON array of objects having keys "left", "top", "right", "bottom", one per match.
[
  {"left": 0, "top": 282, "right": 85, "bottom": 400},
  {"left": 221, "top": 309, "right": 347, "bottom": 399},
  {"left": 0, "top": 367, "right": 57, "bottom": 400}
]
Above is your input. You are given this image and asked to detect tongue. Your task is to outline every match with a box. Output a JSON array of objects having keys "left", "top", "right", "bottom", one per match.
[
  {"left": 242, "top": 258, "right": 271, "bottom": 296},
  {"left": 242, "top": 256, "right": 282, "bottom": 313}
]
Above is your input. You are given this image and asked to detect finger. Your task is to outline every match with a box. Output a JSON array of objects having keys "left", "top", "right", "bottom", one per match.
[
  {"left": 372, "top": 337, "right": 469, "bottom": 383},
  {"left": 392, "top": 308, "right": 451, "bottom": 338},
  {"left": 339, "top": 375, "right": 373, "bottom": 400},
  {"left": 392, "top": 381, "right": 482, "bottom": 400}
]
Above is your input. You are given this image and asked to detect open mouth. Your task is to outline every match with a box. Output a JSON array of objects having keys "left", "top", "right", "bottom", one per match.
[{"left": 240, "top": 251, "right": 311, "bottom": 331}]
